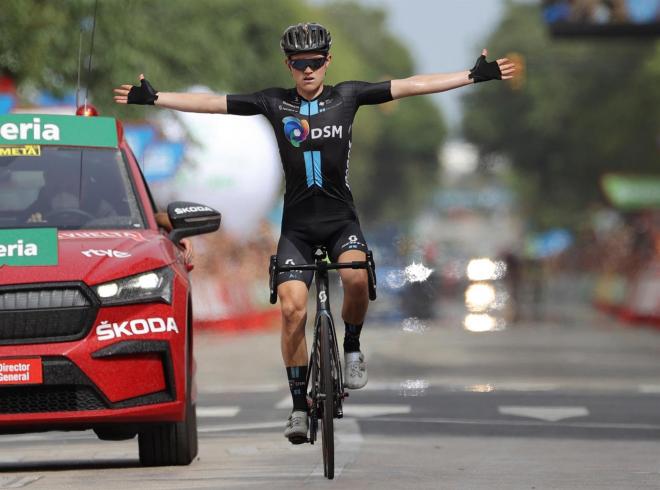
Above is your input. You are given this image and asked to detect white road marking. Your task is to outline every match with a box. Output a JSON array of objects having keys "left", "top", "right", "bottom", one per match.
[
  {"left": 199, "top": 421, "right": 283, "bottom": 433},
  {"left": 275, "top": 396, "right": 291, "bottom": 409},
  {"left": 0, "top": 433, "right": 95, "bottom": 444},
  {"left": 197, "top": 406, "right": 241, "bottom": 418},
  {"left": 200, "top": 384, "right": 281, "bottom": 394},
  {"left": 0, "top": 476, "right": 42, "bottom": 488},
  {"left": 498, "top": 406, "right": 589, "bottom": 422},
  {"left": 371, "top": 416, "right": 660, "bottom": 431},
  {"left": 275, "top": 396, "right": 411, "bottom": 419},
  {"left": 639, "top": 384, "right": 660, "bottom": 394},
  {"left": 362, "top": 381, "right": 410, "bottom": 391},
  {"left": 343, "top": 404, "right": 411, "bottom": 418}
]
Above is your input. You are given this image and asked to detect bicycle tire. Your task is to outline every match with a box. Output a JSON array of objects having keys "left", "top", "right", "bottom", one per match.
[
  {"left": 308, "top": 338, "right": 319, "bottom": 445},
  {"left": 320, "top": 315, "right": 335, "bottom": 479}
]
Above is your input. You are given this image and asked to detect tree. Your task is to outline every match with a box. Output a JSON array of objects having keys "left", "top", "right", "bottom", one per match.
[
  {"left": 0, "top": 0, "right": 446, "bottom": 223},
  {"left": 462, "top": 2, "right": 660, "bottom": 229}
]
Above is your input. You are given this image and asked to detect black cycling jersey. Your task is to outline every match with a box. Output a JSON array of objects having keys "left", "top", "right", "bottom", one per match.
[{"left": 227, "top": 81, "right": 393, "bottom": 221}]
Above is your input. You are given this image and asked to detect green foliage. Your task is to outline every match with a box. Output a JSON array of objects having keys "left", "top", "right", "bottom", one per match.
[
  {"left": 0, "top": 0, "right": 445, "bottom": 223},
  {"left": 462, "top": 3, "right": 660, "bottom": 230}
]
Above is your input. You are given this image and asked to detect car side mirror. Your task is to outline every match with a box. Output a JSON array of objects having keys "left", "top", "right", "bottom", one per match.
[{"left": 166, "top": 201, "right": 221, "bottom": 243}]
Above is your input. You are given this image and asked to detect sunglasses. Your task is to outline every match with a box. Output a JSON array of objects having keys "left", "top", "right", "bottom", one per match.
[{"left": 288, "top": 57, "right": 327, "bottom": 71}]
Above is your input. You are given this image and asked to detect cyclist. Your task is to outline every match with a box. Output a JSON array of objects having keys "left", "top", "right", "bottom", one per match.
[{"left": 114, "top": 22, "right": 515, "bottom": 444}]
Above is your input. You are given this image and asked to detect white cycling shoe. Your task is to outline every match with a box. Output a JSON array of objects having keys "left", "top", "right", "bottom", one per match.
[
  {"left": 284, "top": 410, "right": 308, "bottom": 444},
  {"left": 344, "top": 351, "right": 368, "bottom": 389}
]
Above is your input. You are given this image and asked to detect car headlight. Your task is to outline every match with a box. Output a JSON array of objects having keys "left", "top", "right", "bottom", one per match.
[{"left": 94, "top": 267, "right": 174, "bottom": 306}]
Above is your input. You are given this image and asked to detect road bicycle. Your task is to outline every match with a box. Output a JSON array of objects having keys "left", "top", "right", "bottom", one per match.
[{"left": 269, "top": 247, "right": 376, "bottom": 479}]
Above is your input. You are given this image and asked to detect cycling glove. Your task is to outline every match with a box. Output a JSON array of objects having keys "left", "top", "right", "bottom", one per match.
[
  {"left": 469, "top": 55, "right": 502, "bottom": 83},
  {"left": 127, "top": 78, "right": 159, "bottom": 105}
]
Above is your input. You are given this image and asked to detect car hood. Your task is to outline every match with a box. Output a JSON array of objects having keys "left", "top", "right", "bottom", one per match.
[{"left": 0, "top": 229, "right": 177, "bottom": 287}]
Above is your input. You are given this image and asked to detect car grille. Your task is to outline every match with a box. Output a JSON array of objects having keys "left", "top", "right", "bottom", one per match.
[
  {"left": 0, "top": 285, "right": 98, "bottom": 344},
  {"left": 0, "top": 385, "right": 105, "bottom": 414}
]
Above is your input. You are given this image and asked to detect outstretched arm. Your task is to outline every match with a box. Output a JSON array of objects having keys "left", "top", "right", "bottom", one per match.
[
  {"left": 391, "top": 49, "right": 515, "bottom": 100},
  {"left": 114, "top": 74, "right": 228, "bottom": 114},
  {"left": 155, "top": 91, "right": 227, "bottom": 114}
]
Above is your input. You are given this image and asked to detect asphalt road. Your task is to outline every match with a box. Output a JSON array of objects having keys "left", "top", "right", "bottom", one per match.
[{"left": 3, "top": 303, "right": 660, "bottom": 489}]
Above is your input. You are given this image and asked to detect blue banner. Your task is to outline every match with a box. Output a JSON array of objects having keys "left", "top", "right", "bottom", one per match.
[
  {"left": 0, "top": 95, "right": 15, "bottom": 114},
  {"left": 123, "top": 124, "right": 156, "bottom": 163},
  {"left": 143, "top": 142, "right": 186, "bottom": 183}
]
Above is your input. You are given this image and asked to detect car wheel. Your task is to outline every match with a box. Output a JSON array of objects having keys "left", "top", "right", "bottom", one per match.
[{"left": 138, "top": 396, "right": 198, "bottom": 466}]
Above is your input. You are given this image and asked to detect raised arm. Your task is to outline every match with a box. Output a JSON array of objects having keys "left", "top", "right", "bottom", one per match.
[
  {"left": 114, "top": 74, "right": 228, "bottom": 114},
  {"left": 391, "top": 49, "right": 515, "bottom": 100}
]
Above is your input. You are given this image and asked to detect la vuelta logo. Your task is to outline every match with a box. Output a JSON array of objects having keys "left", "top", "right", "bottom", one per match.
[{"left": 96, "top": 317, "right": 179, "bottom": 341}]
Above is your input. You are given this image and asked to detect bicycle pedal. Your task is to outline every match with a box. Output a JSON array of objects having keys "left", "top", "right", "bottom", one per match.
[{"left": 288, "top": 435, "right": 309, "bottom": 445}]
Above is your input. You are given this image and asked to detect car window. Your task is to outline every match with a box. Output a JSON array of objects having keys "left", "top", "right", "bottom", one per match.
[{"left": 0, "top": 146, "right": 146, "bottom": 230}]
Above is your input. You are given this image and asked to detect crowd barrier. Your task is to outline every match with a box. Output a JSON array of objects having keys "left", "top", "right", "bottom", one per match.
[{"left": 593, "top": 260, "right": 660, "bottom": 327}]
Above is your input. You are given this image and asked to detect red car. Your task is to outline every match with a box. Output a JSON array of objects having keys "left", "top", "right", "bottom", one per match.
[{"left": 0, "top": 111, "right": 220, "bottom": 466}]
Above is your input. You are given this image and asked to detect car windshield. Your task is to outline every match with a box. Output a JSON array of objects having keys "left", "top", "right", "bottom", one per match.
[{"left": 0, "top": 146, "right": 145, "bottom": 230}]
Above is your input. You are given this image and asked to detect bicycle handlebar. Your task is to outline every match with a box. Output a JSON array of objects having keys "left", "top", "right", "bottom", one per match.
[
  {"left": 268, "top": 251, "right": 378, "bottom": 304},
  {"left": 276, "top": 261, "right": 369, "bottom": 272}
]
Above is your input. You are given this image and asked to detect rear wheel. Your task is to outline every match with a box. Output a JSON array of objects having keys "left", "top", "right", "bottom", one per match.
[{"left": 320, "top": 315, "right": 335, "bottom": 479}]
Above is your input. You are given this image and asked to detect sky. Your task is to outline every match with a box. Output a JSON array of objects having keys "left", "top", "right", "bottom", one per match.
[{"left": 355, "top": 0, "right": 507, "bottom": 132}]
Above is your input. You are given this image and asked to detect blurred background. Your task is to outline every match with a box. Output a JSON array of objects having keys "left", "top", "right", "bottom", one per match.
[
  {"left": 3, "top": 1, "right": 660, "bottom": 484},
  {"left": 1, "top": 0, "right": 658, "bottom": 331}
]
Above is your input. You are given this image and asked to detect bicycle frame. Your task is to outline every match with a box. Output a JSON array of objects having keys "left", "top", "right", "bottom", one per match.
[{"left": 309, "top": 254, "right": 345, "bottom": 418}]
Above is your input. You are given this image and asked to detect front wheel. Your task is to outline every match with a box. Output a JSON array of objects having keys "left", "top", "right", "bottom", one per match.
[
  {"left": 320, "top": 315, "right": 335, "bottom": 479},
  {"left": 138, "top": 399, "right": 198, "bottom": 467},
  {"left": 138, "top": 350, "right": 198, "bottom": 467}
]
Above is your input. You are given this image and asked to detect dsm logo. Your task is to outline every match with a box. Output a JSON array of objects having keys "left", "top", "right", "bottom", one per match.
[
  {"left": 282, "top": 117, "right": 309, "bottom": 148},
  {"left": 282, "top": 117, "right": 342, "bottom": 147}
]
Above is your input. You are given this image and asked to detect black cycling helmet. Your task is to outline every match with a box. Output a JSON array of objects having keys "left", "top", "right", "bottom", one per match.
[{"left": 280, "top": 23, "right": 332, "bottom": 56}]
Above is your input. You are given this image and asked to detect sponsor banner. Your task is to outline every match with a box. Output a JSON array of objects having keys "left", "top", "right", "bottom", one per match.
[
  {"left": 0, "top": 114, "right": 118, "bottom": 148},
  {"left": 0, "top": 228, "right": 58, "bottom": 266},
  {"left": 0, "top": 144, "right": 40, "bottom": 157},
  {"left": 0, "top": 358, "right": 43, "bottom": 385},
  {"left": 601, "top": 174, "right": 660, "bottom": 210}
]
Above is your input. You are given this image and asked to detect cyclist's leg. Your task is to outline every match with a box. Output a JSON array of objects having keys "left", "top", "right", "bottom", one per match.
[
  {"left": 337, "top": 249, "right": 369, "bottom": 323},
  {"left": 277, "top": 233, "right": 314, "bottom": 364},
  {"left": 277, "top": 232, "right": 314, "bottom": 441},
  {"left": 328, "top": 221, "right": 370, "bottom": 326},
  {"left": 329, "top": 221, "right": 370, "bottom": 389}
]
